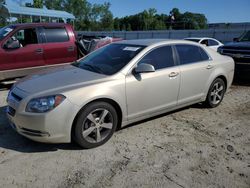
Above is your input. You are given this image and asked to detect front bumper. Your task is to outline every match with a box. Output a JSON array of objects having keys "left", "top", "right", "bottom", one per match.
[
  {"left": 7, "top": 92, "right": 79, "bottom": 144},
  {"left": 235, "top": 62, "right": 250, "bottom": 72},
  {"left": 233, "top": 61, "right": 250, "bottom": 82}
]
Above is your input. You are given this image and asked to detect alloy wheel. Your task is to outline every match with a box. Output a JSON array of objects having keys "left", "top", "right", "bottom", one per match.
[
  {"left": 81, "top": 108, "right": 114, "bottom": 143},
  {"left": 210, "top": 82, "right": 224, "bottom": 105}
]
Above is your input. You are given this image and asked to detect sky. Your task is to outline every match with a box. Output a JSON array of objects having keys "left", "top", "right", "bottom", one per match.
[{"left": 87, "top": 0, "right": 250, "bottom": 23}]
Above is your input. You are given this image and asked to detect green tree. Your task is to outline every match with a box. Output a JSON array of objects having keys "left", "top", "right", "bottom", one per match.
[
  {"left": 44, "top": 0, "right": 64, "bottom": 10},
  {"left": 0, "top": 0, "right": 8, "bottom": 27},
  {"left": 42, "top": 0, "right": 114, "bottom": 30},
  {"left": 182, "top": 12, "right": 207, "bottom": 29},
  {"left": 33, "top": 0, "right": 43, "bottom": 8},
  {"left": 127, "top": 23, "right": 132, "bottom": 31},
  {"left": 64, "top": 0, "right": 91, "bottom": 30},
  {"left": 88, "top": 2, "right": 113, "bottom": 31},
  {"left": 31, "top": 2, "right": 208, "bottom": 31},
  {"left": 99, "top": 2, "right": 113, "bottom": 31},
  {"left": 113, "top": 17, "right": 120, "bottom": 30}
]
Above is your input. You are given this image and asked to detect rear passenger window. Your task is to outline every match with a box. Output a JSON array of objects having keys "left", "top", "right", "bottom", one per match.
[
  {"left": 138, "top": 46, "right": 175, "bottom": 70},
  {"left": 44, "top": 27, "right": 69, "bottom": 43},
  {"left": 175, "top": 44, "right": 209, "bottom": 65},
  {"left": 208, "top": 39, "right": 219, "bottom": 46}
]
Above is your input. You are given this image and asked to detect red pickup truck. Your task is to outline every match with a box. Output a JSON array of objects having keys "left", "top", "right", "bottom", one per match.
[{"left": 0, "top": 23, "right": 121, "bottom": 82}]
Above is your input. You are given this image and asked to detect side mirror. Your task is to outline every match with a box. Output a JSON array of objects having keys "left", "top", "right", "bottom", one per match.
[
  {"left": 134, "top": 63, "right": 155, "bottom": 74},
  {"left": 4, "top": 38, "right": 21, "bottom": 50},
  {"left": 233, "top": 38, "right": 239, "bottom": 42}
]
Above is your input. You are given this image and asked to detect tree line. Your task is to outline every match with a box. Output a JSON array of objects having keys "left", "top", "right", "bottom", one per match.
[
  {"left": 1, "top": 0, "right": 208, "bottom": 31},
  {"left": 34, "top": 0, "right": 114, "bottom": 31},
  {"left": 114, "top": 8, "right": 208, "bottom": 31}
]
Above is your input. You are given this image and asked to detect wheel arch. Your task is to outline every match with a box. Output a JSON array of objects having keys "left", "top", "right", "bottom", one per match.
[
  {"left": 70, "top": 98, "right": 123, "bottom": 141},
  {"left": 203, "top": 71, "right": 228, "bottom": 102},
  {"left": 216, "top": 75, "right": 228, "bottom": 91}
]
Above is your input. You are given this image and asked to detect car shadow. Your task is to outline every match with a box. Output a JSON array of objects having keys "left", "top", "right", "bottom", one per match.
[
  {"left": 0, "top": 106, "right": 82, "bottom": 153},
  {"left": 0, "top": 104, "right": 197, "bottom": 153},
  {"left": 119, "top": 105, "right": 194, "bottom": 131}
]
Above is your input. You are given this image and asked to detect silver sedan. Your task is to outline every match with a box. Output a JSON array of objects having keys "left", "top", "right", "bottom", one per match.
[{"left": 6, "top": 39, "right": 234, "bottom": 148}]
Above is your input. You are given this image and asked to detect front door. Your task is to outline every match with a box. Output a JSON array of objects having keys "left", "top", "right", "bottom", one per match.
[
  {"left": 1, "top": 27, "right": 45, "bottom": 71},
  {"left": 126, "top": 45, "right": 180, "bottom": 120}
]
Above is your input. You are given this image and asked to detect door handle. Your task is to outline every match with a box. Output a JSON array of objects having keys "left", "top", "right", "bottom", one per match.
[
  {"left": 35, "top": 48, "right": 43, "bottom": 54},
  {"left": 169, "top": 72, "right": 179, "bottom": 78},
  {"left": 206, "top": 65, "right": 214, "bottom": 70},
  {"left": 67, "top": 46, "right": 74, "bottom": 52}
]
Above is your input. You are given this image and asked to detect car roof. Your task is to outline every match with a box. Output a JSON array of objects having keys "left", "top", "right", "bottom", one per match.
[
  {"left": 116, "top": 39, "right": 195, "bottom": 46},
  {"left": 9, "top": 23, "right": 70, "bottom": 28},
  {"left": 185, "top": 37, "right": 217, "bottom": 40}
]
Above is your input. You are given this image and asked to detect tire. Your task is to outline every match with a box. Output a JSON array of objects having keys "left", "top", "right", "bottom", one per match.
[
  {"left": 73, "top": 101, "right": 118, "bottom": 149},
  {"left": 205, "top": 78, "right": 226, "bottom": 108}
]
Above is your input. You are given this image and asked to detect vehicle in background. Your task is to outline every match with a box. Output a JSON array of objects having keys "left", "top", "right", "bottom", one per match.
[
  {"left": 77, "top": 35, "right": 123, "bottom": 56},
  {"left": 184, "top": 37, "right": 223, "bottom": 51},
  {"left": 7, "top": 39, "right": 234, "bottom": 148},
  {"left": 0, "top": 23, "right": 78, "bottom": 82},
  {"left": 217, "top": 31, "right": 250, "bottom": 80},
  {"left": 0, "top": 23, "right": 122, "bottom": 83}
]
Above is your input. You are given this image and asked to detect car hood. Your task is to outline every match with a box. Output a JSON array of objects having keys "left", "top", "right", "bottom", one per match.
[
  {"left": 222, "top": 42, "right": 250, "bottom": 50},
  {"left": 16, "top": 65, "right": 108, "bottom": 94}
]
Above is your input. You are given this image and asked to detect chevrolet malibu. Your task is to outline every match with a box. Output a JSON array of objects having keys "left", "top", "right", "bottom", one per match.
[{"left": 6, "top": 39, "right": 234, "bottom": 148}]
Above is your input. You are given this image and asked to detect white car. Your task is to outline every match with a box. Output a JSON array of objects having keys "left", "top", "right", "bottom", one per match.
[{"left": 184, "top": 37, "right": 223, "bottom": 51}]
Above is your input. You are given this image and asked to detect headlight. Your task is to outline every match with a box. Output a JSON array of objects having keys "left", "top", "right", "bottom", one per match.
[{"left": 26, "top": 95, "right": 65, "bottom": 113}]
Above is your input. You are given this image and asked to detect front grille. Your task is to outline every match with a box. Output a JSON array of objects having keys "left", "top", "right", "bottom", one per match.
[
  {"left": 7, "top": 106, "right": 16, "bottom": 117},
  {"left": 222, "top": 49, "right": 250, "bottom": 59},
  {"left": 233, "top": 57, "right": 250, "bottom": 64}
]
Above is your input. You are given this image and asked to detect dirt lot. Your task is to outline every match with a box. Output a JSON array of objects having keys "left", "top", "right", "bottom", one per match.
[{"left": 0, "top": 84, "right": 249, "bottom": 188}]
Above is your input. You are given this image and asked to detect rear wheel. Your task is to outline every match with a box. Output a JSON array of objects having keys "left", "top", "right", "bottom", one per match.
[
  {"left": 74, "top": 102, "right": 118, "bottom": 149},
  {"left": 205, "top": 78, "right": 226, "bottom": 108}
]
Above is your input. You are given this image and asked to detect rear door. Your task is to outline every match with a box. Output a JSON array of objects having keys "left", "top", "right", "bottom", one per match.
[
  {"left": 174, "top": 44, "right": 213, "bottom": 105},
  {"left": 41, "top": 26, "right": 77, "bottom": 65},
  {"left": 0, "top": 27, "right": 45, "bottom": 71}
]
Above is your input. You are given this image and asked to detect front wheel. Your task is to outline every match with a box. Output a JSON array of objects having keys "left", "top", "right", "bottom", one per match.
[
  {"left": 205, "top": 78, "right": 226, "bottom": 108},
  {"left": 73, "top": 102, "right": 118, "bottom": 149}
]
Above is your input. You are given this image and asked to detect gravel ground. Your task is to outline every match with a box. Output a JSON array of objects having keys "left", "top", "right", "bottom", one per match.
[{"left": 0, "top": 85, "right": 249, "bottom": 188}]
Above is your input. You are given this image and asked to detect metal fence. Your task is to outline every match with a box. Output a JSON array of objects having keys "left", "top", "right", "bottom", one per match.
[{"left": 78, "top": 28, "right": 249, "bottom": 44}]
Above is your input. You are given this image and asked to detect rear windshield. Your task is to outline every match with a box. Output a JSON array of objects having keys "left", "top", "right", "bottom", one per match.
[
  {"left": 0, "top": 26, "right": 16, "bottom": 40},
  {"left": 73, "top": 43, "right": 145, "bottom": 75}
]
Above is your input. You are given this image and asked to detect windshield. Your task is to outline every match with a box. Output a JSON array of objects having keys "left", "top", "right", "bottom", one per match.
[
  {"left": 185, "top": 38, "right": 201, "bottom": 43},
  {"left": 0, "top": 26, "right": 15, "bottom": 40},
  {"left": 239, "top": 31, "right": 250, "bottom": 42},
  {"left": 73, "top": 43, "right": 145, "bottom": 75}
]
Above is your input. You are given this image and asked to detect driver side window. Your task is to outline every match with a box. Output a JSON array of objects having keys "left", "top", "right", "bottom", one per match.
[
  {"left": 138, "top": 46, "right": 175, "bottom": 70},
  {"left": 13, "top": 28, "right": 38, "bottom": 47}
]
